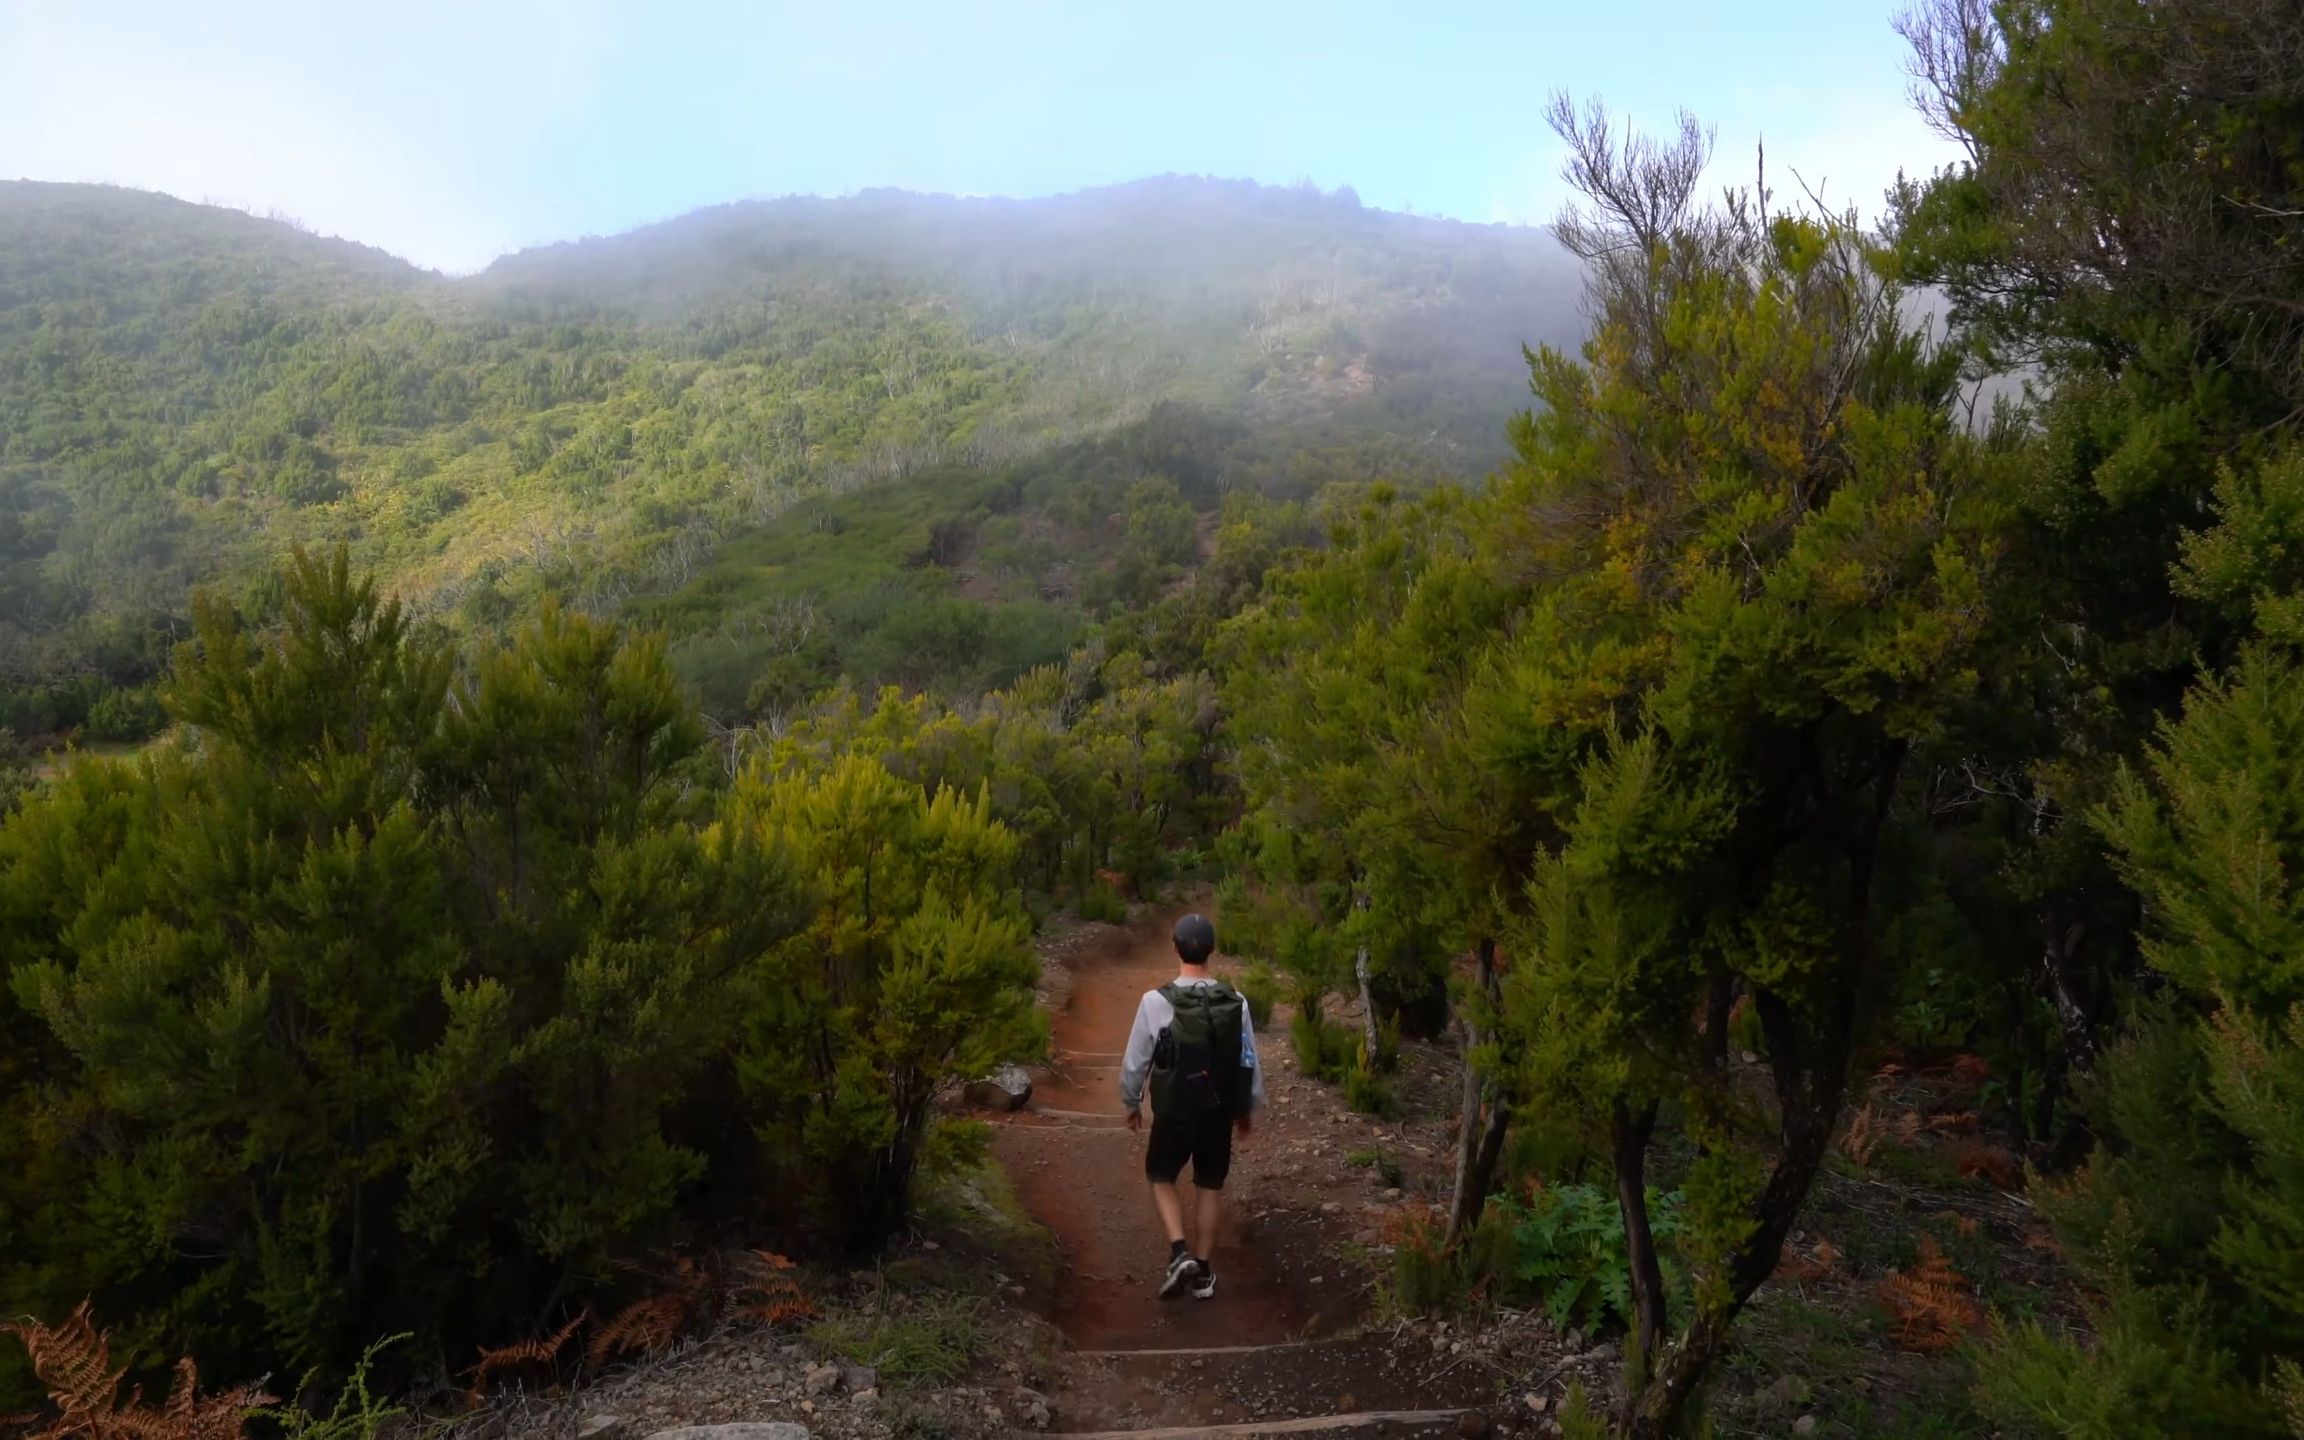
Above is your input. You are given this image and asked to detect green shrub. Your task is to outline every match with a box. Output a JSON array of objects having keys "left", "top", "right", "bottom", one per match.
[
  {"left": 1236, "top": 961, "right": 1282, "bottom": 1028},
  {"left": 259, "top": 1334, "right": 410, "bottom": 1440},
  {"left": 1077, "top": 880, "right": 1127, "bottom": 924},
  {"left": 1343, "top": 1057, "right": 1396, "bottom": 1117},
  {"left": 80, "top": 685, "right": 165, "bottom": 742},
  {"left": 1971, "top": 1285, "right": 2275, "bottom": 1438},
  {"left": 1493, "top": 1184, "right": 1687, "bottom": 1335},
  {"left": 0, "top": 551, "right": 1043, "bottom": 1399},
  {"left": 1291, "top": 1008, "right": 1357, "bottom": 1082}
]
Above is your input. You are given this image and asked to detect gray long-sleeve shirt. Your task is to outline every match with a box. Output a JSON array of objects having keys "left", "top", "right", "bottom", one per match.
[{"left": 1118, "top": 976, "right": 1265, "bottom": 1115}]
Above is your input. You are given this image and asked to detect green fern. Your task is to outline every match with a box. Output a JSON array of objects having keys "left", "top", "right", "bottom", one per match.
[{"left": 1499, "top": 1184, "right": 1686, "bottom": 1334}]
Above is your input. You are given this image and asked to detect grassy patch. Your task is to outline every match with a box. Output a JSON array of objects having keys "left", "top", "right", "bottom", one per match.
[
  {"left": 809, "top": 1291, "right": 990, "bottom": 1388},
  {"left": 1344, "top": 1145, "right": 1405, "bottom": 1190}
]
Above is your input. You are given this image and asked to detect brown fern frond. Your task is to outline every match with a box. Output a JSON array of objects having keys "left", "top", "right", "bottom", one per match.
[
  {"left": 1949, "top": 1053, "right": 1991, "bottom": 1087},
  {"left": 464, "top": 1309, "right": 588, "bottom": 1402},
  {"left": 1924, "top": 1110, "right": 1979, "bottom": 1135},
  {"left": 1877, "top": 1235, "right": 1984, "bottom": 1352},
  {"left": 587, "top": 1295, "right": 688, "bottom": 1368},
  {"left": 3, "top": 1302, "right": 272, "bottom": 1440},
  {"left": 6, "top": 1300, "right": 128, "bottom": 1437},
  {"left": 1840, "top": 1105, "right": 1879, "bottom": 1166},
  {"left": 730, "top": 1251, "right": 815, "bottom": 1327},
  {"left": 106, "top": 1361, "right": 272, "bottom": 1440},
  {"left": 1952, "top": 1140, "right": 2022, "bottom": 1190},
  {"left": 1775, "top": 1237, "right": 1842, "bottom": 1282}
]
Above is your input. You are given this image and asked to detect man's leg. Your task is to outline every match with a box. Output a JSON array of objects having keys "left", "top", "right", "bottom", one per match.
[
  {"left": 1151, "top": 1179, "right": 1187, "bottom": 1246},
  {"left": 1187, "top": 1111, "right": 1233, "bottom": 1298},
  {"left": 1146, "top": 1117, "right": 1200, "bottom": 1298},
  {"left": 1194, "top": 1184, "right": 1223, "bottom": 1271}
]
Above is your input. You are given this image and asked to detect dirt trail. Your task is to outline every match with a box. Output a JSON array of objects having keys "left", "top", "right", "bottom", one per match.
[
  {"left": 992, "top": 911, "right": 1347, "bottom": 1353},
  {"left": 986, "top": 911, "right": 1514, "bottom": 1437}
]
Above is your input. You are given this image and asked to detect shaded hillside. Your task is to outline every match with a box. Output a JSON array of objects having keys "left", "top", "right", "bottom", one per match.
[{"left": 0, "top": 177, "right": 1578, "bottom": 732}]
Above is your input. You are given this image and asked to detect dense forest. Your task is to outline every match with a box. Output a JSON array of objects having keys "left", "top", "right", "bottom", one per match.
[
  {"left": 5, "top": 0, "right": 2304, "bottom": 1435},
  {"left": 0, "top": 175, "right": 1578, "bottom": 735}
]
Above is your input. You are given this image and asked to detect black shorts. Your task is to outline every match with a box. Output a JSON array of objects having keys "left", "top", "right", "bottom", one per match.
[{"left": 1145, "top": 1109, "right": 1234, "bottom": 1190}]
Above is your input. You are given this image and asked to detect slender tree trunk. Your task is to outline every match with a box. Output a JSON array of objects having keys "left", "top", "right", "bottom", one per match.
[
  {"left": 1354, "top": 946, "right": 1381, "bottom": 1065},
  {"left": 1353, "top": 891, "right": 1381, "bottom": 1066},
  {"left": 1620, "top": 742, "right": 1907, "bottom": 1439},
  {"left": 1446, "top": 938, "right": 1509, "bottom": 1243},
  {"left": 1612, "top": 1098, "right": 1665, "bottom": 1407},
  {"left": 1702, "top": 970, "right": 1734, "bottom": 1072},
  {"left": 1447, "top": 1014, "right": 1485, "bottom": 1242}
]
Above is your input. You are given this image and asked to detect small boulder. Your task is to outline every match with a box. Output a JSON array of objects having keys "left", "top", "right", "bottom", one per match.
[
  {"left": 1015, "top": 1388, "right": 1052, "bottom": 1431},
  {"left": 1793, "top": 1419, "right": 1819, "bottom": 1437},
  {"left": 803, "top": 1364, "right": 842, "bottom": 1398},
  {"left": 579, "top": 1417, "right": 628, "bottom": 1440},
  {"left": 840, "top": 1363, "right": 878, "bottom": 1394},
  {"left": 965, "top": 1064, "right": 1034, "bottom": 1112}
]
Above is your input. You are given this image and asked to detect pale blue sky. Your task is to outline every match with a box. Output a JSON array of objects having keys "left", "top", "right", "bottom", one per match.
[{"left": 0, "top": 0, "right": 1959, "bottom": 274}]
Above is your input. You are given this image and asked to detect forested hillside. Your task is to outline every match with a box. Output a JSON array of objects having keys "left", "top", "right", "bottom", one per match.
[
  {"left": 0, "top": 178, "right": 1577, "bottom": 735},
  {"left": 6, "top": 0, "right": 2301, "bottom": 1433}
]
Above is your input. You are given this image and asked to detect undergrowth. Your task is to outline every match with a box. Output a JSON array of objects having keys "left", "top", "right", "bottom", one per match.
[{"left": 809, "top": 1293, "right": 989, "bottom": 1388}]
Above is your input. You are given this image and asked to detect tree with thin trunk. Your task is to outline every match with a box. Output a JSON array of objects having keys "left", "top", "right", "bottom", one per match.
[{"left": 1465, "top": 97, "right": 2001, "bottom": 1435}]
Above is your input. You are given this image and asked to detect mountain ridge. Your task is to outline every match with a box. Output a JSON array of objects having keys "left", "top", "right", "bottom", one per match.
[{"left": 0, "top": 174, "right": 1583, "bottom": 731}]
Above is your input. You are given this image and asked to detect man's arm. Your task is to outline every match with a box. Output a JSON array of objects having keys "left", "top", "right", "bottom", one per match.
[
  {"left": 1118, "top": 994, "right": 1158, "bottom": 1115},
  {"left": 1240, "top": 1004, "right": 1266, "bottom": 1110}
]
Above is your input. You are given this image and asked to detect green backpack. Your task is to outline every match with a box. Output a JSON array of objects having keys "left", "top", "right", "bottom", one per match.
[{"left": 1151, "top": 981, "right": 1246, "bottom": 1120}]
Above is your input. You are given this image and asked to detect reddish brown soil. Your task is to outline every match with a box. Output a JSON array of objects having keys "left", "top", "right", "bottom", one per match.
[
  {"left": 987, "top": 910, "right": 1556, "bottom": 1436},
  {"left": 992, "top": 910, "right": 1360, "bottom": 1354}
]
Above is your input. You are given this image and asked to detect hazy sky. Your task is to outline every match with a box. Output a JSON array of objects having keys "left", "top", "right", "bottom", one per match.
[{"left": 0, "top": 0, "right": 1961, "bottom": 275}]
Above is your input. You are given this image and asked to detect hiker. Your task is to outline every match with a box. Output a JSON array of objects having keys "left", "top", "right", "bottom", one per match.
[{"left": 1118, "top": 912, "right": 1264, "bottom": 1300}]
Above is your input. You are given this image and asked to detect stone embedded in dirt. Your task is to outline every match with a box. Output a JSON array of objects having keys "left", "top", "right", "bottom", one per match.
[
  {"left": 1524, "top": 1394, "right": 1549, "bottom": 1414},
  {"left": 1014, "top": 1387, "right": 1052, "bottom": 1430},
  {"left": 1793, "top": 1419, "right": 1818, "bottom": 1437},
  {"left": 839, "top": 1364, "right": 876, "bottom": 1394},
  {"left": 966, "top": 1064, "right": 1034, "bottom": 1111},
  {"left": 644, "top": 1427, "right": 811, "bottom": 1440},
  {"left": 579, "top": 1416, "right": 629, "bottom": 1440},
  {"left": 802, "top": 1364, "right": 841, "bottom": 1397},
  {"left": 1321, "top": 1201, "right": 1343, "bottom": 1215}
]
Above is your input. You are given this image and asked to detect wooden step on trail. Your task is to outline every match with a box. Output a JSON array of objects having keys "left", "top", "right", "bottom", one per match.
[
  {"left": 1069, "top": 1341, "right": 1324, "bottom": 1361},
  {"left": 1039, "top": 1409, "right": 1470, "bottom": 1440}
]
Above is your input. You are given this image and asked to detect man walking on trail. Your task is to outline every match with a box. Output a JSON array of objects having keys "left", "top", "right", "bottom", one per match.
[{"left": 1119, "top": 913, "right": 1264, "bottom": 1300}]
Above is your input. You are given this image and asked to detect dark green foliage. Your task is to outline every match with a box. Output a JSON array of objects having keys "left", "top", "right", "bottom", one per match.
[
  {"left": 1970, "top": 649, "right": 2304, "bottom": 1434},
  {"left": 1234, "top": 961, "right": 1281, "bottom": 1029},
  {"left": 1290, "top": 1010, "right": 1359, "bottom": 1084},
  {"left": 1076, "top": 881, "right": 1127, "bottom": 925},
  {"left": 1494, "top": 1186, "right": 1687, "bottom": 1336},
  {"left": 0, "top": 550, "right": 1042, "bottom": 1399}
]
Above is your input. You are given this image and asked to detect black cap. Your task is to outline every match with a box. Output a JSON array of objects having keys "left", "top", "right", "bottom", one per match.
[{"left": 1173, "top": 913, "right": 1217, "bottom": 964}]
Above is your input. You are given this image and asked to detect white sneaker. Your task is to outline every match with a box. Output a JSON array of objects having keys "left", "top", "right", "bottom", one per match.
[
  {"left": 1158, "top": 1251, "right": 1198, "bottom": 1298},
  {"left": 1190, "top": 1264, "right": 1217, "bottom": 1300}
]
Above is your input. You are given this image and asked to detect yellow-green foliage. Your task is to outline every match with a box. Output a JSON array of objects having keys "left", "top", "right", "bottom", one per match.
[{"left": 0, "top": 550, "right": 1043, "bottom": 1403}]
